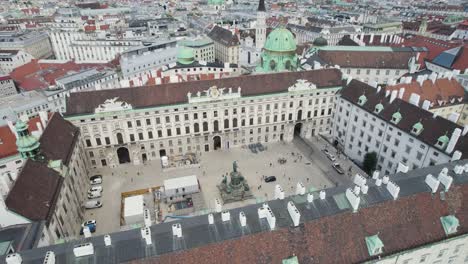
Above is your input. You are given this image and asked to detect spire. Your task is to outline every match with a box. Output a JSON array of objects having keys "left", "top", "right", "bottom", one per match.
[{"left": 258, "top": 0, "right": 266, "bottom": 12}]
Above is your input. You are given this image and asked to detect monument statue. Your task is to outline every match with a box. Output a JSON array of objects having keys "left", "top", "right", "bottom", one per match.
[{"left": 217, "top": 161, "right": 253, "bottom": 203}]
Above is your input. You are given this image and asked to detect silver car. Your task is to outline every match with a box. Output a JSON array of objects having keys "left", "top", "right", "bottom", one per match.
[{"left": 84, "top": 200, "right": 102, "bottom": 209}]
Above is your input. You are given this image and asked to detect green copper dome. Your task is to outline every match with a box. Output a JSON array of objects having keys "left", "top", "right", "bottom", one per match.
[
  {"left": 177, "top": 47, "right": 195, "bottom": 65},
  {"left": 15, "top": 119, "right": 28, "bottom": 132},
  {"left": 313, "top": 36, "right": 328, "bottom": 47},
  {"left": 14, "top": 120, "right": 40, "bottom": 159},
  {"left": 264, "top": 28, "right": 297, "bottom": 52}
]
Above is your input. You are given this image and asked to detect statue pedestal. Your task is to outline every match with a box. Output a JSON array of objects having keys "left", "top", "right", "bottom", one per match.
[{"left": 217, "top": 169, "right": 254, "bottom": 204}]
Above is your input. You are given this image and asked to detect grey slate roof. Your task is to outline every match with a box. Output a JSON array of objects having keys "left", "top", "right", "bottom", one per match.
[{"left": 208, "top": 26, "right": 240, "bottom": 46}]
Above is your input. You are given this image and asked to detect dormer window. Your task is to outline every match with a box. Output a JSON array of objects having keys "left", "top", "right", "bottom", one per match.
[
  {"left": 411, "top": 122, "right": 423, "bottom": 135},
  {"left": 365, "top": 234, "right": 384, "bottom": 256},
  {"left": 440, "top": 215, "right": 459, "bottom": 235},
  {"left": 358, "top": 95, "right": 367, "bottom": 106},
  {"left": 374, "top": 103, "right": 383, "bottom": 114},
  {"left": 436, "top": 134, "right": 449, "bottom": 149},
  {"left": 391, "top": 111, "right": 402, "bottom": 124}
]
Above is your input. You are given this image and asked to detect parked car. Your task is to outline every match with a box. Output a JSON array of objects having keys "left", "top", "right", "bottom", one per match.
[
  {"left": 87, "top": 191, "right": 101, "bottom": 199},
  {"left": 332, "top": 163, "right": 345, "bottom": 174},
  {"left": 87, "top": 186, "right": 103, "bottom": 194},
  {"left": 79, "top": 225, "right": 96, "bottom": 235},
  {"left": 82, "top": 220, "right": 97, "bottom": 227},
  {"left": 325, "top": 152, "right": 336, "bottom": 162},
  {"left": 89, "top": 175, "right": 102, "bottom": 185},
  {"left": 84, "top": 200, "right": 102, "bottom": 209},
  {"left": 265, "top": 176, "right": 277, "bottom": 183},
  {"left": 322, "top": 148, "right": 330, "bottom": 155}
]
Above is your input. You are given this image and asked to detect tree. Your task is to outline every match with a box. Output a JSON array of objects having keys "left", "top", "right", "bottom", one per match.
[{"left": 363, "top": 152, "right": 377, "bottom": 176}]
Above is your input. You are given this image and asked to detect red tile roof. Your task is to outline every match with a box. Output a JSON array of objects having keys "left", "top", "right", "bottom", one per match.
[
  {"left": 386, "top": 77, "right": 465, "bottom": 107},
  {"left": 399, "top": 35, "right": 461, "bottom": 61},
  {"left": 0, "top": 116, "right": 43, "bottom": 159},
  {"left": 130, "top": 182, "right": 468, "bottom": 264}
]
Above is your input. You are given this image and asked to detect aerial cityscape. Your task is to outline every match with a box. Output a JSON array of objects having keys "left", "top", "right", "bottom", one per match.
[{"left": 0, "top": 0, "right": 467, "bottom": 263}]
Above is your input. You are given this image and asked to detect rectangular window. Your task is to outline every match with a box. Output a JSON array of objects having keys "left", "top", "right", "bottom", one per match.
[
  {"left": 130, "top": 134, "right": 135, "bottom": 141},
  {"left": 146, "top": 119, "right": 151, "bottom": 125},
  {"left": 136, "top": 120, "right": 141, "bottom": 126},
  {"left": 105, "top": 137, "right": 110, "bottom": 145},
  {"left": 127, "top": 121, "right": 132, "bottom": 128},
  {"left": 167, "top": 129, "right": 172, "bottom": 137},
  {"left": 96, "top": 138, "right": 101, "bottom": 145},
  {"left": 138, "top": 133, "right": 144, "bottom": 140}
]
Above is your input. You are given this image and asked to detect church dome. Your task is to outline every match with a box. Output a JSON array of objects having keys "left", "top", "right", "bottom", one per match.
[
  {"left": 313, "top": 36, "right": 328, "bottom": 46},
  {"left": 177, "top": 47, "right": 195, "bottom": 65},
  {"left": 264, "top": 28, "right": 296, "bottom": 52}
]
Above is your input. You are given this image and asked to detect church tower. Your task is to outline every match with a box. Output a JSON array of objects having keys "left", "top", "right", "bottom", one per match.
[
  {"left": 255, "top": 0, "right": 267, "bottom": 49},
  {"left": 15, "top": 119, "right": 40, "bottom": 160}
]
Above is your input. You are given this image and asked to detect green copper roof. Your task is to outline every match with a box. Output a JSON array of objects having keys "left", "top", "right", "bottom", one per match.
[
  {"left": 264, "top": 28, "right": 297, "bottom": 52},
  {"left": 412, "top": 122, "right": 423, "bottom": 135},
  {"left": 438, "top": 134, "right": 449, "bottom": 143},
  {"left": 16, "top": 135, "right": 40, "bottom": 153},
  {"left": 177, "top": 47, "right": 195, "bottom": 65},
  {"left": 365, "top": 234, "right": 384, "bottom": 256},
  {"left": 313, "top": 36, "right": 328, "bottom": 46},
  {"left": 391, "top": 111, "right": 402, "bottom": 124},
  {"left": 440, "top": 215, "right": 459, "bottom": 235},
  {"left": 208, "top": 0, "right": 224, "bottom": 5},
  {"left": 282, "top": 256, "right": 299, "bottom": 264},
  {"left": 14, "top": 119, "right": 28, "bottom": 132},
  {"left": 374, "top": 103, "right": 384, "bottom": 113},
  {"left": 358, "top": 95, "right": 367, "bottom": 105}
]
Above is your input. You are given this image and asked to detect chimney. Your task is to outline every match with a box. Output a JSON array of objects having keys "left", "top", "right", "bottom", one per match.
[
  {"left": 307, "top": 193, "right": 314, "bottom": 203},
  {"left": 429, "top": 72, "right": 437, "bottom": 83},
  {"left": 421, "top": 100, "right": 431, "bottom": 110},
  {"left": 258, "top": 203, "right": 276, "bottom": 229},
  {"left": 296, "top": 182, "right": 305, "bottom": 195},
  {"left": 369, "top": 33, "right": 374, "bottom": 43},
  {"left": 347, "top": 76, "right": 352, "bottom": 85},
  {"left": 447, "top": 71, "right": 453, "bottom": 80},
  {"left": 386, "top": 181, "right": 400, "bottom": 200},
  {"left": 319, "top": 190, "right": 326, "bottom": 200},
  {"left": 144, "top": 209, "right": 151, "bottom": 227},
  {"left": 345, "top": 188, "right": 360, "bottom": 212},
  {"left": 36, "top": 122, "right": 43, "bottom": 134},
  {"left": 221, "top": 211, "right": 230, "bottom": 222},
  {"left": 43, "top": 251, "right": 55, "bottom": 264},
  {"left": 446, "top": 128, "right": 462, "bottom": 154},
  {"left": 214, "top": 198, "right": 222, "bottom": 213},
  {"left": 406, "top": 76, "right": 412, "bottom": 84},
  {"left": 447, "top": 112, "right": 460, "bottom": 123},
  {"left": 377, "top": 86, "right": 381, "bottom": 93},
  {"left": 382, "top": 175, "right": 390, "bottom": 185},
  {"left": 104, "top": 235, "right": 112, "bottom": 246},
  {"left": 452, "top": 69, "right": 460, "bottom": 75},
  {"left": 354, "top": 173, "right": 367, "bottom": 186},
  {"left": 7, "top": 120, "right": 17, "bottom": 139},
  {"left": 438, "top": 173, "right": 453, "bottom": 192},
  {"left": 375, "top": 178, "right": 382, "bottom": 186},
  {"left": 416, "top": 75, "right": 425, "bottom": 86},
  {"left": 208, "top": 213, "right": 214, "bottom": 225},
  {"left": 409, "top": 93, "right": 420, "bottom": 106},
  {"left": 239, "top": 211, "right": 247, "bottom": 227},
  {"left": 398, "top": 87, "right": 405, "bottom": 99},
  {"left": 275, "top": 184, "right": 285, "bottom": 200},
  {"left": 172, "top": 223, "right": 182, "bottom": 238},
  {"left": 385, "top": 90, "right": 390, "bottom": 97},
  {"left": 452, "top": 150, "right": 462, "bottom": 161},
  {"left": 39, "top": 111, "right": 48, "bottom": 129},
  {"left": 462, "top": 125, "right": 468, "bottom": 136},
  {"left": 5, "top": 253, "right": 22, "bottom": 264},
  {"left": 361, "top": 184, "right": 369, "bottom": 194},
  {"left": 425, "top": 174, "right": 440, "bottom": 193},
  {"left": 287, "top": 201, "right": 301, "bottom": 227},
  {"left": 83, "top": 226, "right": 92, "bottom": 238},
  {"left": 454, "top": 165, "right": 464, "bottom": 174},
  {"left": 141, "top": 227, "right": 152, "bottom": 245},
  {"left": 389, "top": 90, "right": 398, "bottom": 103},
  {"left": 397, "top": 162, "right": 409, "bottom": 173},
  {"left": 353, "top": 185, "right": 361, "bottom": 195}
]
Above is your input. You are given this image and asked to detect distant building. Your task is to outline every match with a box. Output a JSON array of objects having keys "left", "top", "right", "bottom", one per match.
[
  {"left": 0, "top": 75, "right": 17, "bottom": 97},
  {"left": 0, "top": 50, "right": 33, "bottom": 74},
  {"left": 0, "top": 91, "right": 50, "bottom": 126},
  {"left": 208, "top": 26, "right": 240, "bottom": 65},
  {"left": 256, "top": 28, "right": 298, "bottom": 73},
  {"left": 332, "top": 79, "right": 467, "bottom": 175},
  {"left": 289, "top": 24, "right": 360, "bottom": 46},
  {"left": 0, "top": 31, "right": 52, "bottom": 59},
  {"left": 179, "top": 38, "right": 215, "bottom": 63}
]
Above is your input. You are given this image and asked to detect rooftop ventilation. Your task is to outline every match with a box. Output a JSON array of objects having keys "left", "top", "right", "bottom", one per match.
[
  {"left": 361, "top": 184, "right": 369, "bottom": 194},
  {"left": 386, "top": 181, "right": 400, "bottom": 200},
  {"left": 104, "top": 235, "right": 111, "bottom": 247},
  {"left": 354, "top": 173, "right": 367, "bottom": 186},
  {"left": 43, "top": 251, "right": 55, "bottom": 264},
  {"left": 172, "top": 223, "right": 182, "bottom": 238},
  {"left": 287, "top": 201, "right": 301, "bottom": 227},
  {"left": 73, "top": 243, "right": 94, "bottom": 257},
  {"left": 258, "top": 203, "right": 276, "bottom": 230},
  {"left": 372, "top": 171, "right": 380, "bottom": 180},
  {"left": 239, "top": 211, "right": 247, "bottom": 227},
  {"left": 275, "top": 184, "right": 285, "bottom": 200},
  {"left": 440, "top": 215, "right": 459, "bottom": 235},
  {"left": 451, "top": 150, "right": 462, "bottom": 162},
  {"left": 319, "top": 190, "right": 326, "bottom": 200},
  {"left": 307, "top": 193, "right": 314, "bottom": 203},
  {"left": 425, "top": 174, "right": 440, "bottom": 193},
  {"left": 208, "top": 213, "right": 214, "bottom": 225},
  {"left": 345, "top": 188, "right": 360, "bottom": 212},
  {"left": 296, "top": 182, "right": 305, "bottom": 195},
  {"left": 382, "top": 175, "right": 390, "bottom": 185},
  {"left": 353, "top": 185, "right": 361, "bottom": 195},
  {"left": 438, "top": 170, "right": 453, "bottom": 192},
  {"left": 5, "top": 253, "right": 22, "bottom": 264},
  {"left": 408, "top": 93, "right": 420, "bottom": 106},
  {"left": 453, "top": 165, "right": 464, "bottom": 174},
  {"left": 375, "top": 177, "right": 382, "bottom": 186},
  {"left": 365, "top": 234, "right": 384, "bottom": 256},
  {"left": 221, "top": 211, "right": 230, "bottom": 222}
]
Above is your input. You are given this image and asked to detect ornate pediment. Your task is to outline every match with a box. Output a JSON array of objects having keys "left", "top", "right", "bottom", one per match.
[
  {"left": 95, "top": 97, "right": 133, "bottom": 113},
  {"left": 188, "top": 86, "right": 241, "bottom": 104},
  {"left": 288, "top": 79, "right": 317, "bottom": 92}
]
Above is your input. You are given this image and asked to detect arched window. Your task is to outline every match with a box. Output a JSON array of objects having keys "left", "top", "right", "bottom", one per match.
[
  {"left": 224, "top": 119, "right": 229, "bottom": 129},
  {"left": 214, "top": 120, "right": 219, "bottom": 132},
  {"left": 203, "top": 121, "right": 208, "bottom": 132},
  {"left": 233, "top": 118, "right": 238, "bottom": 128},
  {"left": 194, "top": 123, "right": 200, "bottom": 133},
  {"left": 270, "top": 60, "right": 276, "bottom": 71}
]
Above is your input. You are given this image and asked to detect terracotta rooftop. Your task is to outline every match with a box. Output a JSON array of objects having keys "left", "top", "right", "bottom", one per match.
[
  {"left": 386, "top": 77, "right": 465, "bottom": 108},
  {"left": 65, "top": 69, "right": 343, "bottom": 116}
]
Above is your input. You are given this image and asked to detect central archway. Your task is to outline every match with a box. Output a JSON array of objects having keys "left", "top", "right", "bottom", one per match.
[
  {"left": 117, "top": 147, "right": 131, "bottom": 164},
  {"left": 294, "top": 123, "right": 303, "bottom": 137},
  {"left": 213, "top": 136, "right": 221, "bottom": 150}
]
